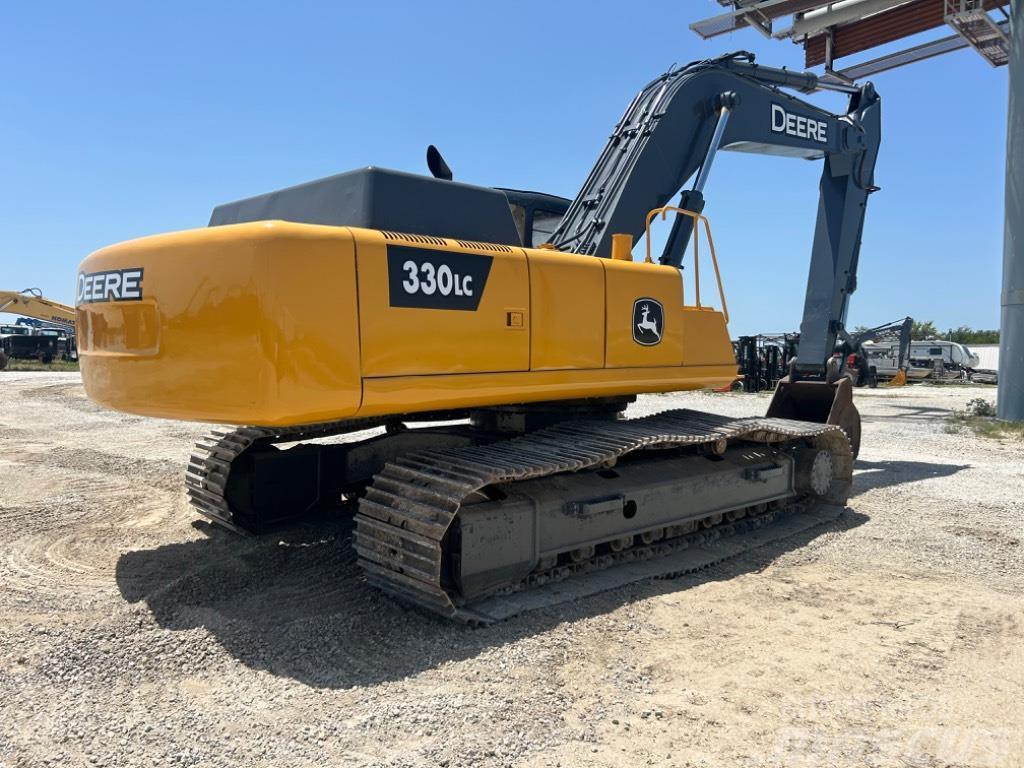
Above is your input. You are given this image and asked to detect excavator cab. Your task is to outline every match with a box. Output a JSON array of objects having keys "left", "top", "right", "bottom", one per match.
[
  {"left": 425, "top": 144, "right": 571, "bottom": 248},
  {"left": 496, "top": 188, "right": 570, "bottom": 248}
]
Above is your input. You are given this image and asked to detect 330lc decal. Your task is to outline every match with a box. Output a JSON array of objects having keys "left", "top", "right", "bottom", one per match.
[{"left": 387, "top": 245, "right": 492, "bottom": 311}]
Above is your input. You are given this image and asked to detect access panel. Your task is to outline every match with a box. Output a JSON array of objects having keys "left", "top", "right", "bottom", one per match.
[
  {"left": 356, "top": 230, "right": 530, "bottom": 377},
  {"left": 603, "top": 260, "right": 684, "bottom": 368}
]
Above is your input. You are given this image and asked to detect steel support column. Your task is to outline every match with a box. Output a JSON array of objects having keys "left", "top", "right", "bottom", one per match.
[{"left": 998, "top": 0, "right": 1024, "bottom": 420}]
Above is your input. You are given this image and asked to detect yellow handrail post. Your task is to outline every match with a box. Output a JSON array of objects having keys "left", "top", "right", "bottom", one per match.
[
  {"left": 692, "top": 216, "right": 701, "bottom": 308},
  {"left": 701, "top": 218, "right": 729, "bottom": 323},
  {"left": 643, "top": 206, "right": 728, "bottom": 323}
]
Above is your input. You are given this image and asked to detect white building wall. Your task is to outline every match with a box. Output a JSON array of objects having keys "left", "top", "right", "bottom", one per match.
[{"left": 972, "top": 344, "right": 1000, "bottom": 370}]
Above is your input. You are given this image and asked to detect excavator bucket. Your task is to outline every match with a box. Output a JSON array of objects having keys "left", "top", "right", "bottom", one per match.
[{"left": 766, "top": 376, "right": 861, "bottom": 458}]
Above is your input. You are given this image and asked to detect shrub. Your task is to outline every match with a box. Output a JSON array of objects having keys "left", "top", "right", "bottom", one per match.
[{"left": 965, "top": 398, "right": 997, "bottom": 417}]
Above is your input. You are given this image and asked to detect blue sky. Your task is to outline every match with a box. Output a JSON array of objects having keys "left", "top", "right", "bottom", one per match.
[{"left": 1, "top": 1, "right": 1008, "bottom": 335}]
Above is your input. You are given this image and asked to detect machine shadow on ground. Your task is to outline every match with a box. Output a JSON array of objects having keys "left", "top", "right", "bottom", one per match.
[
  {"left": 862, "top": 402, "right": 958, "bottom": 421},
  {"left": 851, "top": 458, "right": 970, "bottom": 495},
  {"left": 115, "top": 505, "right": 870, "bottom": 690}
]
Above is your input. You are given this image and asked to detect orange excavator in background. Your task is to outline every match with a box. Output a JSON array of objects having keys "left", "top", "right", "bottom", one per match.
[
  {"left": 76, "top": 52, "right": 879, "bottom": 621},
  {"left": 0, "top": 289, "right": 76, "bottom": 369}
]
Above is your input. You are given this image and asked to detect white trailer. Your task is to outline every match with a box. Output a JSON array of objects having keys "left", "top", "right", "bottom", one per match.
[{"left": 861, "top": 339, "right": 980, "bottom": 380}]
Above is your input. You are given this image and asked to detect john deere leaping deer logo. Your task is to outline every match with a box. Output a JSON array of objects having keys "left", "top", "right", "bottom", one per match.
[{"left": 632, "top": 298, "right": 663, "bottom": 346}]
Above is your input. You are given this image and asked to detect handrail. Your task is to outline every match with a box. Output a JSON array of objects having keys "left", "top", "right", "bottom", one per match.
[{"left": 643, "top": 207, "right": 729, "bottom": 323}]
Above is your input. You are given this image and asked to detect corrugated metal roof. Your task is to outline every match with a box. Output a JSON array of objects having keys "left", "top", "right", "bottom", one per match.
[
  {"left": 806, "top": 0, "right": 946, "bottom": 66},
  {"left": 804, "top": 0, "right": 1008, "bottom": 66},
  {"left": 828, "top": 19, "right": 1006, "bottom": 79}
]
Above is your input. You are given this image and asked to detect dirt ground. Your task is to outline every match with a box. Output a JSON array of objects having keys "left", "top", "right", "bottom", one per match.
[{"left": 1, "top": 373, "right": 1021, "bottom": 768}]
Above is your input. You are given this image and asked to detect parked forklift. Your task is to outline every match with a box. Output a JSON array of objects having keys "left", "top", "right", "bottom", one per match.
[{"left": 734, "top": 333, "right": 800, "bottom": 392}]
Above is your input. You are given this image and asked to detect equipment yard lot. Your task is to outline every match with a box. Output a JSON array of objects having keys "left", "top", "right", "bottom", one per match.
[{"left": 1, "top": 374, "right": 1021, "bottom": 768}]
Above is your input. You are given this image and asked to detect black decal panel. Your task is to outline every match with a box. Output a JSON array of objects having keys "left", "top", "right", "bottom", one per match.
[
  {"left": 632, "top": 298, "right": 664, "bottom": 346},
  {"left": 387, "top": 245, "right": 492, "bottom": 311},
  {"left": 76, "top": 268, "right": 145, "bottom": 304}
]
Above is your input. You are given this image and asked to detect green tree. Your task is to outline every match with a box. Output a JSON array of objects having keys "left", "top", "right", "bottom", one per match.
[
  {"left": 945, "top": 326, "right": 999, "bottom": 344},
  {"left": 855, "top": 320, "right": 998, "bottom": 343}
]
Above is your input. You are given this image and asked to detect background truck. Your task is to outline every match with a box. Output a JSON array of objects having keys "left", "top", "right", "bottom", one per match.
[{"left": 0, "top": 290, "right": 77, "bottom": 370}]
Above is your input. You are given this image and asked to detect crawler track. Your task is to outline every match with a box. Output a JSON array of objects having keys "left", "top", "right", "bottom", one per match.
[
  {"left": 185, "top": 416, "right": 392, "bottom": 534},
  {"left": 186, "top": 409, "right": 852, "bottom": 622},
  {"left": 353, "top": 409, "right": 852, "bottom": 621}
]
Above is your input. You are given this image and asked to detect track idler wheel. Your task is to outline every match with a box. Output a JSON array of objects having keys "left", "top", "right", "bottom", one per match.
[{"left": 794, "top": 448, "right": 835, "bottom": 497}]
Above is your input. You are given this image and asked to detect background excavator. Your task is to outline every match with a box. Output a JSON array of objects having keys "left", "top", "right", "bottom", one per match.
[
  {"left": 845, "top": 316, "right": 914, "bottom": 387},
  {"left": 0, "top": 289, "right": 77, "bottom": 369},
  {"left": 76, "top": 52, "right": 880, "bottom": 621}
]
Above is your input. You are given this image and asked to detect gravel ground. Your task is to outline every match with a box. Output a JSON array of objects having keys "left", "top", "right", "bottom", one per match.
[{"left": 1, "top": 373, "right": 1021, "bottom": 768}]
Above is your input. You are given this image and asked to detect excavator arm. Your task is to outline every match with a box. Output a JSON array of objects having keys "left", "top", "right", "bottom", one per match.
[
  {"left": 849, "top": 316, "right": 913, "bottom": 386},
  {"left": 0, "top": 289, "right": 76, "bottom": 329},
  {"left": 552, "top": 51, "right": 881, "bottom": 379}
]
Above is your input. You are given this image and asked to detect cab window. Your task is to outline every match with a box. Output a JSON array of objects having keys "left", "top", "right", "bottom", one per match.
[
  {"left": 530, "top": 210, "right": 562, "bottom": 248},
  {"left": 508, "top": 204, "right": 526, "bottom": 245}
]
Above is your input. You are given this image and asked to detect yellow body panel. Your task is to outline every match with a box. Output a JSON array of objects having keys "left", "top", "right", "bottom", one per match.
[
  {"left": 359, "top": 366, "right": 736, "bottom": 418},
  {"left": 603, "top": 260, "right": 686, "bottom": 368},
  {"left": 355, "top": 231, "right": 530, "bottom": 376},
  {"left": 78, "top": 222, "right": 363, "bottom": 424},
  {"left": 77, "top": 221, "right": 737, "bottom": 426},
  {"left": 526, "top": 249, "right": 605, "bottom": 370},
  {"left": 680, "top": 307, "right": 737, "bottom": 367}
]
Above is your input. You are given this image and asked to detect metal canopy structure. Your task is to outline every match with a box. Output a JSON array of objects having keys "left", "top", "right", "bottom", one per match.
[
  {"left": 690, "top": 0, "right": 836, "bottom": 38},
  {"left": 824, "top": 19, "right": 1008, "bottom": 80},
  {"left": 692, "top": 0, "right": 1010, "bottom": 79}
]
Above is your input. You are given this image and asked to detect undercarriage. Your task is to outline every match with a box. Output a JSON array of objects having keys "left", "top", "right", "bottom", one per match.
[{"left": 187, "top": 401, "right": 853, "bottom": 621}]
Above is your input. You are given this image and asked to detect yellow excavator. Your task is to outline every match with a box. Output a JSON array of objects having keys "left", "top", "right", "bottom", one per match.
[
  {"left": 77, "top": 53, "right": 879, "bottom": 621},
  {"left": 0, "top": 289, "right": 77, "bottom": 369}
]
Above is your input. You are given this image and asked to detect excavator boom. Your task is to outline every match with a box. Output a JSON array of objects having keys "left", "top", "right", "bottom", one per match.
[
  {"left": 0, "top": 289, "right": 76, "bottom": 328},
  {"left": 554, "top": 51, "right": 881, "bottom": 377}
]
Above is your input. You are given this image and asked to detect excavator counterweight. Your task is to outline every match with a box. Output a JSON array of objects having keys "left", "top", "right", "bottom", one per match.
[{"left": 77, "top": 52, "right": 880, "bottom": 620}]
